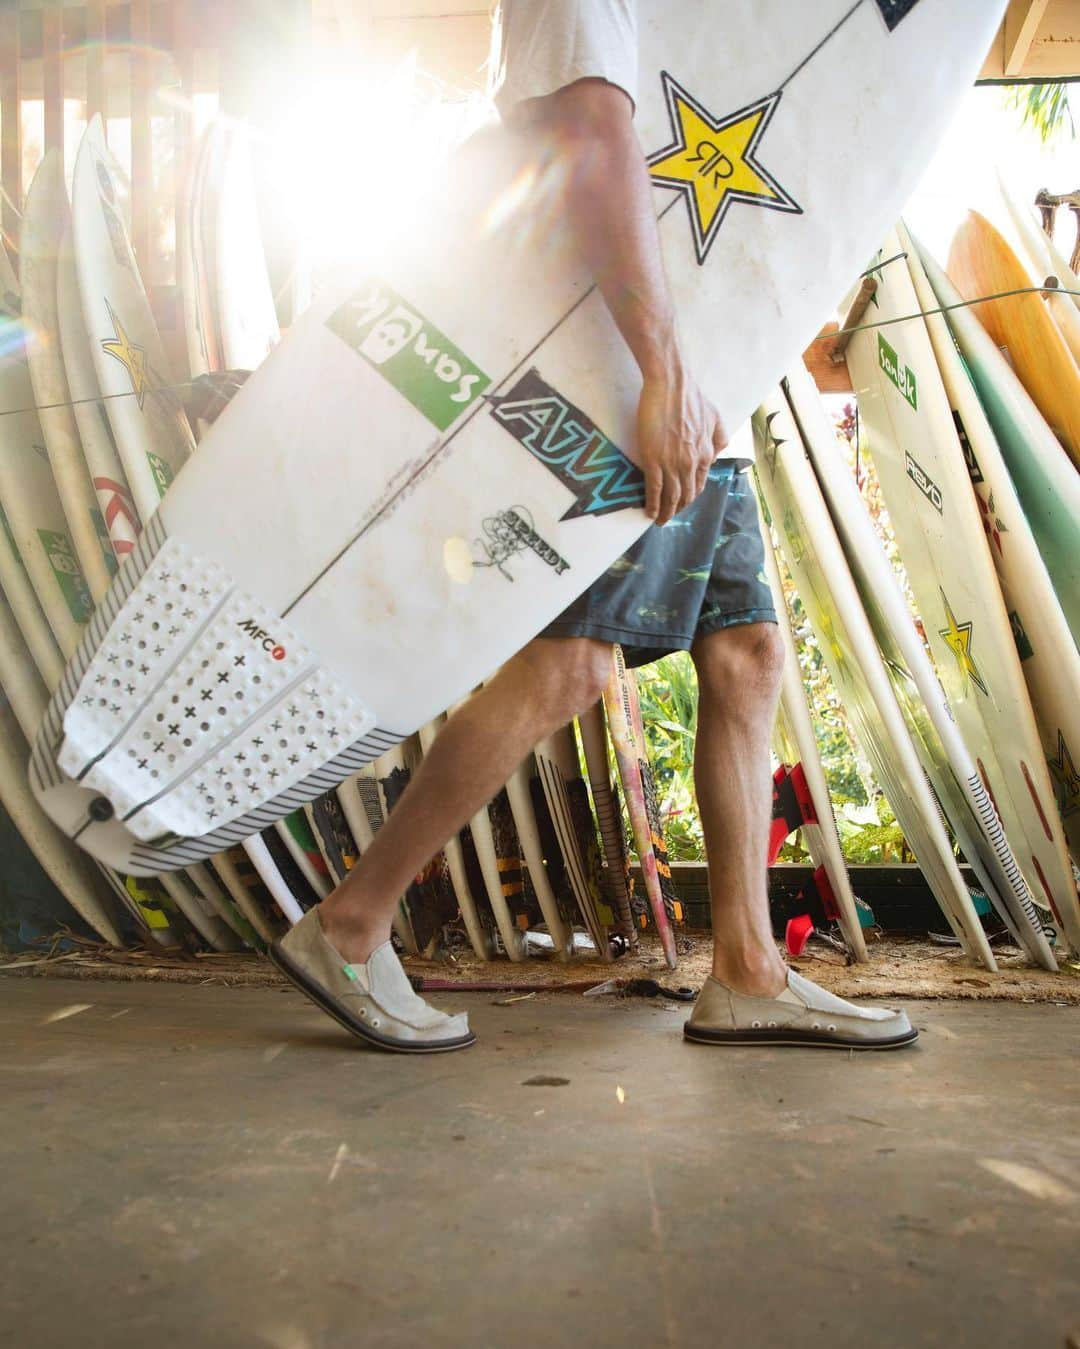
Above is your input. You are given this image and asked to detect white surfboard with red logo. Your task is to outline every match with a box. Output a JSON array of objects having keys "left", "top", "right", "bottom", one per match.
[{"left": 30, "top": 1, "right": 1006, "bottom": 872}]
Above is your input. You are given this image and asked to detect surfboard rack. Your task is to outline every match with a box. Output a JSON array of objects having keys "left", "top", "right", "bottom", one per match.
[
  {"left": 829, "top": 275, "right": 879, "bottom": 365},
  {"left": 1034, "top": 188, "right": 1080, "bottom": 273}
]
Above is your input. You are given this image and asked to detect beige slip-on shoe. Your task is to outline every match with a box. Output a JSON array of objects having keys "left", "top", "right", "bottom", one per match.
[
  {"left": 684, "top": 968, "right": 917, "bottom": 1050},
  {"left": 270, "top": 908, "right": 475, "bottom": 1053}
]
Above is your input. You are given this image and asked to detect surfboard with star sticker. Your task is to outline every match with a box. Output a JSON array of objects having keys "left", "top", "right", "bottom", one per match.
[
  {"left": 71, "top": 115, "right": 195, "bottom": 520},
  {"left": 843, "top": 227, "right": 1080, "bottom": 956},
  {"left": 31, "top": 1, "right": 1007, "bottom": 875}
]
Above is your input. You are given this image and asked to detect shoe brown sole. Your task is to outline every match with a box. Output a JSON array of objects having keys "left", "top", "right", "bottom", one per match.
[
  {"left": 269, "top": 943, "right": 476, "bottom": 1054},
  {"left": 684, "top": 1025, "right": 918, "bottom": 1050}
]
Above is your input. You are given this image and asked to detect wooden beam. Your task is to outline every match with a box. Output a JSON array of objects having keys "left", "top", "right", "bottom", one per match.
[
  {"left": 130, "top": 0, "right": 153, "bottom": 277},
  {"left": 803, "top": 324, "right": 853, "bottom": 397},
  {"left": 1004, "top": 0, "right": 1051, "bottom": 76},
  {"left": 42, "top": 5, "right": 64, "bottom": 156},
  {"left": 0, "top": 8, "right": 21, "bottom": 253}
]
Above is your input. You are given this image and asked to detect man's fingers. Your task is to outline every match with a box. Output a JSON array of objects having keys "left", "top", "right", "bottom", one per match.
[
  {"left": 712, "top": 419, "right": 729, "bottom": 457},
  {"left": 644, "top": 463, "right": 663, "bottom": 520},
  {"left": 656, "top": 472, "right": 681, "bottom": 527},
  {"left": 694, "top": 460, "right": 711, "bottom": 501}
]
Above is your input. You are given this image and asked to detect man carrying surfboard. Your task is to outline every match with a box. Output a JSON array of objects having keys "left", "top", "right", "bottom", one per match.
[{"left": 273, "top": 0, "right": 916, "bottom": 1053}]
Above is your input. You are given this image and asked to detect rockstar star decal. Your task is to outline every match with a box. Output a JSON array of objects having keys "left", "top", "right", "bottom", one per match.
[
  {"left": 1047, "top": 731, "right": 1079, "bottom": 819},
  {"left": 938, "top": 590, "right": 988, "bottom": 696},
  {"left": 647, "top": 73, "right": 801, "bottom": 266},
  {"left": 101, "top": 299, "right": 152, "bottom": 409}
]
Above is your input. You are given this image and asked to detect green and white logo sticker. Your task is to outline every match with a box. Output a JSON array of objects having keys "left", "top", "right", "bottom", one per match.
[
  {"left": 37, "top": 528, "right": 93, "bottom": 624},
  {"left": 878, "top": 333, "right": 917, "bottom": 410},
  {"left": 327, "top": 282, "right": 490, "bottom": 432},
  {"left": 147, "top": 451, "right": 174, "bottom": 501}
]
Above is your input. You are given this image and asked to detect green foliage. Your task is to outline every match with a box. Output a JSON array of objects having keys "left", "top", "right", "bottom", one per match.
[
  {"left": 1006, "top": 82, "right": 1076, "bottom": 144},
  {"left": 631, "top": 400, "right": 916, "bottom": 868}
]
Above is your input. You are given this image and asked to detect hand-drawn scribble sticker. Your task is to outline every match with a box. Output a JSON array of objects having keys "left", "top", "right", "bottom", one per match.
[
  {"left": 647, "top": 73, "right": 801, "bottom": 266},
  {"left": 874, "top": 0, "right": 924, "bottom": 32},
  {"left": 1048, "top": 731, "right": 1079, "bottom": 820}
]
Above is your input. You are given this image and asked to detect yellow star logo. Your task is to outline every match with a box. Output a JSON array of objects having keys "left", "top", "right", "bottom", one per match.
[
  {"left": 647, "top": 73, "right": 800, "bottom": 265},
  {"left": 938, "top": 590, "right": 987, "bottom": 697},
  {"left": 101, "top": 299, "right": 149, "bottom": 409},
  {"left": 1047, "top": 731, "right": 1080, "bottom": 820}
]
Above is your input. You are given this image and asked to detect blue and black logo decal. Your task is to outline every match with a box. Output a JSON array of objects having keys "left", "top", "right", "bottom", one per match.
[{"left": 489, "top": 369, "right": 645, "bottom": 521}]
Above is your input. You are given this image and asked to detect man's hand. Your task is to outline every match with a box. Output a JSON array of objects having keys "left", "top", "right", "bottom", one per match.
[{"left": 638, "top": 357, "right": 728, "bottom": 525}]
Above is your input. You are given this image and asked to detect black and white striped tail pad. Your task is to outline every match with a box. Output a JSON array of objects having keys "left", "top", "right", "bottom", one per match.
[
  {"left": 33, "top": 512, "right": 172, "bottom": 794},
  {"left": 127, "top": 724, "right": 404, "bottom": 871},
  {"left": 48, "top": 528, "right": 376, "bottom": 841}
]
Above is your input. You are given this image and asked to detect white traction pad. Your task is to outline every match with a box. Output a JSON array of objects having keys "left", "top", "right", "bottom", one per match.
[{"left": 59, "top": 537, "right": 375, "bottom": 840}]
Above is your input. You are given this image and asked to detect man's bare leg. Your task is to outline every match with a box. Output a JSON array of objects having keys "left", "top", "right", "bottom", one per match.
[
  {"left": 691, "top": 622, "right": 788, "bottom": 997},
  {"left": 319, "top": 637, "right": 613, "bottom": 964}
]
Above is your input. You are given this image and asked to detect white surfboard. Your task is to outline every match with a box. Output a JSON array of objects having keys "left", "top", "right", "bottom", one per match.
[
  {"left": 72, "top": 115, "right": 195, "bottom": 518},
  {"left": 843, "top": 232, "right": 1076, "bottom": 955},
  {"left": 785, "top": 357, "right": 1056, "bottom": 962},
  {"left": 914, "top": 241, "right": 1080, "bottom": 644},
  {"left": 754, "top": 389, "right": 998, "bottom": 969},
  {"left": 997, "top": 173, "right": 1080, "bottom": 365},
  {"left": 21, "top": 150, "right": 116, "bottom": 600},
  {"left": 0, "top": 481, "right": 65, "bottom": 690},
  {"left": 334, "top": 756, "right": 422, "bottom": 954},
  {"left": 905, "top": 234, "right": 1080, "bottom": 874},
  {"left": 754, "top": 487, "right": 868, "bottom": 961},
  {"left": 177, "top": 124, "right": 216, "bottom": 380},
  {"left": 0, "top": 587, "right": 122, "bottom": 944},
  {"left": 504, "top": 752, "right": 574, "bottom": 956},
  {"left": 0, "top": 238, "right": 18, "bottom": 313},
  {"left": 534, "top": 725, "right": 612, "bottom": 954},
  {"left": 0, "top": 352, "right": 92, "bottom": 656},
  {"left": 57, "top": 227, "right": 140, "bottom": 563},
  {"left": 415, "top": 715, "right": 494, "bottom": 959},
  {"left": 603, "top": 649, "right": 681, "bottom": 966},
  {"left": 33, "top": 2, "right": 1007, "bottom": 871},
  {"left": 578, "top": 699, "right": 638, "bottom": 945},
  {"left": 214, "top": 125, "right": 280, "bottom": 371}
]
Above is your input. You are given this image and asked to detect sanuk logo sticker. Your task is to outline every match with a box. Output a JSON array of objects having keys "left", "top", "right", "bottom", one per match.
[
  {"left": 878, "top": 333, "right": 917, "bottom": 410},
  {"left": 327, "top": 282, "right": 490, "bottom": 432},
  {"left": 37, "top": 528, "right": 93, "bottom": 624}
]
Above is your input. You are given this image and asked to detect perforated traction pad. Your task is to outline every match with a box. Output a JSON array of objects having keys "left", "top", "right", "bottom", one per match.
[{"left": 58, "top": 536, "right": 375, "bottom": 841}]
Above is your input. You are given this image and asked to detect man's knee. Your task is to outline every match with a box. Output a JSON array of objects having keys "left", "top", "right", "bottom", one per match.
[
  {"left": 517, "top": 636, "right": 614, "bottom": 721},
  {"left": 692, "top": 622, "right": 784, "bottom": 709}
]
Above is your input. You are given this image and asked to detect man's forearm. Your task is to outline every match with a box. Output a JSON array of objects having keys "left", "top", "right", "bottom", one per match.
[
  {"left": 526, "top": 81, "right": 678, "bottom": 379},
  {"left": 514, "top": 78, "right": 723, "bottom": 522}
]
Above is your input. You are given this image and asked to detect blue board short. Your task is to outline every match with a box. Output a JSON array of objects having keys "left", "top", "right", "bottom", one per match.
[{"left": 540, "top": 460, "right": 777, "bottom": 669}]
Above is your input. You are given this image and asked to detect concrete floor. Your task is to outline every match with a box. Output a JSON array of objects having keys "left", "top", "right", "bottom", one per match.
[{"left": 2, "top": 980, "right": 1078, "bottom": 1349}]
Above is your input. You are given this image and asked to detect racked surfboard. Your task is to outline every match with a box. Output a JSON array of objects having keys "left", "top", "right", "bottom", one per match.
[
  {"left": 754, "top": 389, "right": 999, "bottom": 969},
  {"left": 31, "top": 1, "right": 1007, "bottom": 872},
  {"left": 905, "top": 234, "right": 1080, "bottom": 875}
]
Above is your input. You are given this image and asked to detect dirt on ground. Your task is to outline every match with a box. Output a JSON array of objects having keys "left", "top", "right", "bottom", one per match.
[{"left": 2, "top": 929, "right": 1079, "bottom": 1004}]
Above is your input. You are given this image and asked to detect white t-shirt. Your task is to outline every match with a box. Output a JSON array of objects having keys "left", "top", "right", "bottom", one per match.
[{"left": 490, "top": 0, "right": 638, "bottom": 120}]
